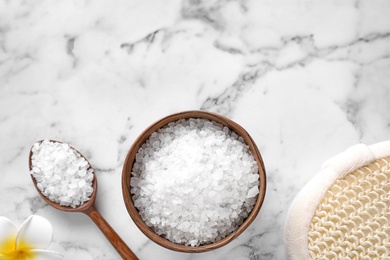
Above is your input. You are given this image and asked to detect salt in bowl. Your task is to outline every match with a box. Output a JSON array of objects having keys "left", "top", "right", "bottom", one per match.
[{"left": 122, "top": 110, "right": 266, "bottom": 253}]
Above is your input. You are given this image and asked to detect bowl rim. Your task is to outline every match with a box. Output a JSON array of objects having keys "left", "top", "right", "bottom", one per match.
[{"left": 122, "top": 110, "right": 267, "bottom": 253}]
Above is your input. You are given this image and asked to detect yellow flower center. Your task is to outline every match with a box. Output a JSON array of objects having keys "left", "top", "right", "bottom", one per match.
[{"left": 0, "top": 236, "right": 35, "bottom": 260}]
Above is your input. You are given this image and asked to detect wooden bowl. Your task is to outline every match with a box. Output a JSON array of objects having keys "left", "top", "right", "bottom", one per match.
[{"left": 122, "top": 110, "right": 266, "bottom": 253}]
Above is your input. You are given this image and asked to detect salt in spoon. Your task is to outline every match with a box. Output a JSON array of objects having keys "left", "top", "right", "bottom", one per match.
[{"left": 29, "top": 140, "right": 138, "bottom": 260}]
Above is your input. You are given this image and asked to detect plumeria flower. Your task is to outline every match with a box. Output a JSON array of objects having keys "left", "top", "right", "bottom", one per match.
[{"left": 0, "top": 215, "right": 62, "bottom": 260}]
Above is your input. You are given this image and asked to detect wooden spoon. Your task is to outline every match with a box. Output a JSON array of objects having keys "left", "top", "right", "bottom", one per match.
[{"left": 29, "top": 140, "right": 138, "bottom": 260}]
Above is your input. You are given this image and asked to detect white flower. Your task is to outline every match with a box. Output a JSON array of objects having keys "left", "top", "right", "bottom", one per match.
[{"left": 0, "top": 215, "right": 63, "bottom": 260}]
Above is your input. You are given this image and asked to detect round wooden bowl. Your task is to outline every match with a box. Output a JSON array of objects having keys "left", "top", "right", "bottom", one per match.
[{"left": 122, "top": 110, "right": 266, "bottom": 253}]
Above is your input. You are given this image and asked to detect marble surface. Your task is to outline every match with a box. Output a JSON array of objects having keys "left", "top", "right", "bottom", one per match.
[{"left": 1, "top": 0, "right": 390, "bottom": 259}]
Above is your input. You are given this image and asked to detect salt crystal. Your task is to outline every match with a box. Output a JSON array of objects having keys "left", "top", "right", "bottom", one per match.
[
  {"left": 213, "top": 170, "right": 223, "bottom": 180},
  {"left": 78, "top": 169, "right": 87, "bottom": 177},
  {"left": 78, "top": 179, "right": 86, "bottom": 188},
  {"left": 37, "top": 183, "right": 43, "bottom": 191},
  {"left": 246, "top": 186, "right": 259, "bottom": 198},
  {"left": 80, "top": 159, "right": 88, "bottom": 167},
  {"left": 208, "top": 191, "right": 216, "bottom": 197},
  {"left": 130, "top": 118, "right": 259, "bottom": 246}
]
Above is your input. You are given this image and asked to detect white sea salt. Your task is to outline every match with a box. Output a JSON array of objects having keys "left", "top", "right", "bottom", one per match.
[
  {"left": 30, "top": 140, "right": 94, "bottom": 208},
  {"left": 130, "top": 118, "right": 259, "bottom": 246}
]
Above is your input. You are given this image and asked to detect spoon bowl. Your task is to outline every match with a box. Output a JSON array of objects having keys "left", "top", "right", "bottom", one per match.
[
  {"left": 29, "top": 140, "right": 138, "bottom": 260},
  {"left": 29, "top": 140, "right": 97, "bottom": 213}
]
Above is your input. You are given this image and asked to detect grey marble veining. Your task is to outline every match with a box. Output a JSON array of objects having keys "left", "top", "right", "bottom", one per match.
[{"left": 0, "top": 0, "right": 389, "bottom": 259}]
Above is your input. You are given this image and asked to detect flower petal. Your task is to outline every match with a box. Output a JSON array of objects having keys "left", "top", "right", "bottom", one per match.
[
  {"left": 0, "top": 216, "right": 18, "bottom": 254},
  {"left": 16, "top": 215, "right": 53, "bottom": 250},
  {"left": 30, "top": 249, "right": 63, "bottom": 260}
]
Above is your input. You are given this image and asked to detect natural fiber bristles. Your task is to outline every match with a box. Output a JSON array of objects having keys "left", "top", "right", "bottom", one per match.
[{"left": 308, "top": 157, "right": 390, "bottom": 259}]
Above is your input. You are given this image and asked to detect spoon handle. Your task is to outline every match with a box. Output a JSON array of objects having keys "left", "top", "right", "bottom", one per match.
[{"left": 85, "top": 207, "right": 138, "bottom": 260}]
